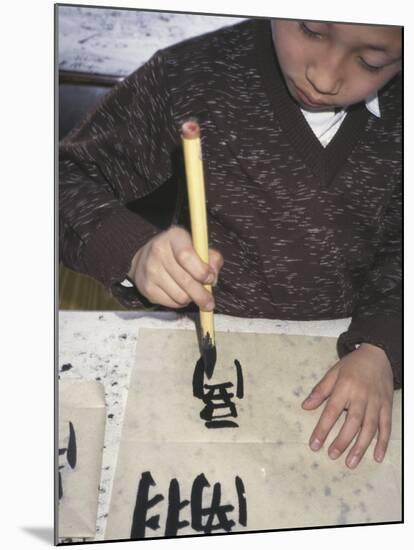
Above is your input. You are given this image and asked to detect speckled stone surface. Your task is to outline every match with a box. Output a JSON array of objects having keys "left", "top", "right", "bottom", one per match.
[
  {"left": 58, "top": 311, "right": 401, "bottom": 541},
  {"left": 57, "top": 5, "right": 245, "bottom": 76},
  {"left": 58, "top": 311, "right": 192, "bottom": 540}
]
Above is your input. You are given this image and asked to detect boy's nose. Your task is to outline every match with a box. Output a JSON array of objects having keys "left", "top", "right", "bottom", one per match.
[{"left": 306, "top": 62, "right": 342, "bottom": 96}]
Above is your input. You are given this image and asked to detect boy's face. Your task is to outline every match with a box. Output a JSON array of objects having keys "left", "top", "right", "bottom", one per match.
[{"left": 271, "top": 20, "right": 402, "bottom": 111}]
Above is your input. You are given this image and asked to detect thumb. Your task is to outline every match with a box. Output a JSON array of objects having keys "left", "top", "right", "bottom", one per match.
[
  {"left": 301, "top": 363, "right": 340, "bottom": 410},
  {"left": 208, "top": 248, "right": 224, "bottom": 281}
]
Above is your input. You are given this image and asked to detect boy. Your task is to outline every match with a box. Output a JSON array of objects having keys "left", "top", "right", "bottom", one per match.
[{"left": 59, "top": 17, "right": 402, "bottom": 469}]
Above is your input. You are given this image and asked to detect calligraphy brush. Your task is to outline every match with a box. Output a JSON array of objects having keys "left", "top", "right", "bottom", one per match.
[{"left": 181, "top": 119, "right": 217, "bottom": 379}]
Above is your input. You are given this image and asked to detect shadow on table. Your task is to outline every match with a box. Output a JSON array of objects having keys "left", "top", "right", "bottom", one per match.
[{"left": 20, "top": 526, "right": 54, "bottom": 544}]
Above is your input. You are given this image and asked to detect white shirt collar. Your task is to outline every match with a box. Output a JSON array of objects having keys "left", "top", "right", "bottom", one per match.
[
  {"left": 301, "top": 92, "right": 381, "bottom": 148},
  {"left": 302, "top": 93, "right": 381, "bottom": 119},
  {"left": 365, "top": 93, "right": 381, "bottom": 118}
]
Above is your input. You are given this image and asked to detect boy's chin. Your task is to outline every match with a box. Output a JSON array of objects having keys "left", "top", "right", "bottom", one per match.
[{"left": 291, "top": 95, "right": 338, "bottom": 113}]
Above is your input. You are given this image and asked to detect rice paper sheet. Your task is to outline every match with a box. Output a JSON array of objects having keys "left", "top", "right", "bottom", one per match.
[
  {"left": 58, "top": 381, "right": 106, "bottom": 538},
  {"left": 106, "top": 329, "right": 401, "bottom": 539}
]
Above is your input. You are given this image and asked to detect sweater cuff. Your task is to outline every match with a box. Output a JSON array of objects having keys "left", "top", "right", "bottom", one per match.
[
  {"left": 337, "top": 316, "right": 402, "bottom": 389},
  {"left": 80, "top": 206, "right": 161, "bottom": 289}
]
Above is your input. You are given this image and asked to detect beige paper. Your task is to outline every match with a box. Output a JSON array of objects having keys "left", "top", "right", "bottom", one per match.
[
  {"left": 58, "top": 381, "right": 106, "bottom": 539},
  {"left": 106, "top": 329, "right": 401, "bottom": 539}
]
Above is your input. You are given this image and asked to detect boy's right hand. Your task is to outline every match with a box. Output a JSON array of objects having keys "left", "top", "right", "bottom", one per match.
[{"left": 127, "top": 226, "right": 224, "bottom": 310}]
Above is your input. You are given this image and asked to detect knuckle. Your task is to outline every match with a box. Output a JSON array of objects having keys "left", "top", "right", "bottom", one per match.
[
  {"left": 183, "top": 279, "right": 202, "bottom": 302},
  {"left": 363, "top": 418, "right": 378, "bottom": 434},
  {"left": 325, "top": 401, "right": 342, "bottom": 419},
  {"left": 177, "top": 247, "right": 192, "bottom": 266},
  {"left": 151, "top": 242, "right": 164, "bottom": 259},
  {"left": 347, "top": 411, "right": 363, "bottom": 425},
  {"left": 171, "top": 225, "right": 186, "bottom": 238},
  {"left": 338, "top": 377, "right": 354, "bottom": 394},
  {"left": 181, "top": 273, "right": 195, "bottom": 291},
  {"left": 146, "top": 262, "right": 158, "bottom": 279},
  {"left": 168, "top": 226, "right": 179, "bottom": 235},
  {"left": 175, "top": 292, "right": 191, "bottom": 306}
]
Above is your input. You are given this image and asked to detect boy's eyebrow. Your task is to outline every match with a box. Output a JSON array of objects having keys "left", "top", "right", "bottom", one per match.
[
  {"left": 363, "top": 43, "right": 401, "bottom": 56},
  {"left": 365, "top": 44, "right": 390, "bottom": 52},
  {"left": 321, "top": 21, "right": 401, "bottom": 53},
  {"left": 362, "top": 45, "right": 402, "bottom": 64},
  {"left": 357, "top": 41, "right": 401, "bottom": 62},
  {"left": 304, "top": 20, "right": 401, "bottom": 59}
]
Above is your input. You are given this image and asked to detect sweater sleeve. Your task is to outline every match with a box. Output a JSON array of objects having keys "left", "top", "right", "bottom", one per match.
[
  {"left": 337, "top": 178, "right": 402, "bottom": 388},
  {"left": 59, "top": 50, "right": 181, "bottom": 304}
]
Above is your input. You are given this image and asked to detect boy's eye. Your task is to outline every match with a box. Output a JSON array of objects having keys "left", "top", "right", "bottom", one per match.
[
  {"left": 299, "top": 22, "right": 323, "bottom": 40},
  {"left": 358, "top": 57, "right": 384, "bottom": 73}
]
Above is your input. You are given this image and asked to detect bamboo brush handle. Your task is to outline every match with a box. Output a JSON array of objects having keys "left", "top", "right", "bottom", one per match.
[{"left": 181, "top": 121, "right": 215, "bottom": 344}]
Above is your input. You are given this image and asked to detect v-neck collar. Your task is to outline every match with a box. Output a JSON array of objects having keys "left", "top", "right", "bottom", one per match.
[{"left": 252, "top": 19, "right": 370, "bottom": 186}]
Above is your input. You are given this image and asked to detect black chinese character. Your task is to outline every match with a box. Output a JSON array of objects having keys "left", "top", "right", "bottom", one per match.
[
  {"left": 193, "top": 357, "right": 244, "bottom": 428},
  {"left": 130, "top": 472, "right": 247, "bottom": 538},
  {"left": 58, "top": 421, "right": 77, "bottom": 500},
  {"left": 130, "top": 471, "right": 165, "bottom": 538}
]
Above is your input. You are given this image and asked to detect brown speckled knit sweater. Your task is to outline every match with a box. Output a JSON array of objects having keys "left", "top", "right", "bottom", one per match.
[{"left": 59, "top": 19, "right": 402, "bottom": 387}]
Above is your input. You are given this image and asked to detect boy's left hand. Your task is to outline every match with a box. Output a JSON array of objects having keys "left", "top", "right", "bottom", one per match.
[{"left": 302, "top": 343, "right": 394, "bottom": 469}]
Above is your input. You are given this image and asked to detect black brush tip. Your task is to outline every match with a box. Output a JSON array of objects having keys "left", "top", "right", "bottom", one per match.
[{"left": 201, "top": 334, "right": 217, "bottom": 379}]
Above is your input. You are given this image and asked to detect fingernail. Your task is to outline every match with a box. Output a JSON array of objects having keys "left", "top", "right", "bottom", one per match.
[
  {"left": 205, "top": 301, "right": 215, "bottom": 311},
  {"left": 310, "top": 438, "right": 321, "bottom": 451},
  {"left": 375, "top": 452, "right": 384, "bottom": 463},
  {"left": 348, "top": 455, "right": 359, "bottom": 469},
  {"left": 329, "top": 448, "right": 341, "bottom": 460}
]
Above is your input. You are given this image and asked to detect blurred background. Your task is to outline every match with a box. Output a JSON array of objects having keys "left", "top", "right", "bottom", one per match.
[{"left": 58, "top": 5, "right": 245, "bottom": 310}]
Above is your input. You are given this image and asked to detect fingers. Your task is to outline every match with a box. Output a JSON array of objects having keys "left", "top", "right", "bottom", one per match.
[
  {"left": 308, "top": 391, "right": 348, "bottom": 452},
  {"left": 208, "top": 248, "right": 224, "bottom": 280},
  {"left": 374, "top": 405, "right": 392, "bottom": 463},
  {"left": 136, "top": 257, "right": 191, "bottom": 308},
  {"left": 302, "top": 348, "right": 394, "bottom": 469},
  {"left": 165, "top": 248, "right": 215, "bottom": 311},
  {"left": 316, "top": 401, "right": 392, "bottom": 469},
  {"left": 302, "top": 364, "right": 340, "bottom": 410},
  {"left": 344, "top": 403, "right": 380, "bottom": 468},
  {"left": 142, "top": 280, "right": 191, "bottom": 309},
  {"left": 327, "top": 401, "right": 366, "bottom": 462},
  {"left": 171, "top": 238, "right": 217, "bottom": 286},
  {"left": 133, "top": 227, "right": 223, "bottom": 310}
]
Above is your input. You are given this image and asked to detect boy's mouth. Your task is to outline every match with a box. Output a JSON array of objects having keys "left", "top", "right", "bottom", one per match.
[{"left": 293, "top": 84, "right": 334, "bottom": 110}]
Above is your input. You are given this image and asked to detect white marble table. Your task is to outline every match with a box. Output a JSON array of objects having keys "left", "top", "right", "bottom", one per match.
[{"left": 58, "top": 311, "right": 401, "bottom": 541}]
